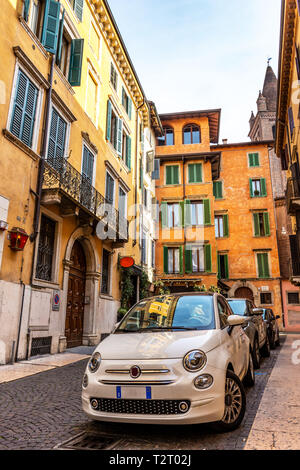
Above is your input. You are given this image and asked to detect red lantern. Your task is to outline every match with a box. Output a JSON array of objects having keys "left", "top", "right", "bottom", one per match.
[
  {"left": 8, "top": 227, "right": 29, "bottom": 251},
  {"left": 120, "top": 256, "right": 135, "bottom": 268}
]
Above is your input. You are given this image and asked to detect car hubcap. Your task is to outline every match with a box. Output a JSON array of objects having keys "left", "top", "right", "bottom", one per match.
[{"left": 222, "top": 378, "right": 242, "bottom": 424}]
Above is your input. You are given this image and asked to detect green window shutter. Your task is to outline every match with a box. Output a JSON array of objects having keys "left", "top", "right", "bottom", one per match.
[
  {"left": 163, "top": 247, "right": 169, "bottom": 274},
  {"left": 257, "top": 253, "right": 264, "bottom": 278},
  {"left": 161, "top": 202, "right": 168, "bottom": 229},
  {"left": 253, "top": 213, "right": 260, "bottom": 237},
  {"left": 68, "top": 38, "right": 84, "bottom": 86},
  {"left": 195, "top": 163, "right": 202, "bottom": 182},
  {"left": 257, "top": 253, "right": 270, "bottom": 278},
  {"left": 10, "top": 70, "right": 38, "bottom": 148},
  {"left": 205, "top": 244, "right": 212, "bottom": 273},
  {"left": 126, "top": 135, "right": 132, "bottom": 170},
  {"left": 128, "top": 98, "right": 132, "bottom": 119},
  {"left": 249, "top": 153, "right": 259, "bottom": 167},
  {"left": 74, "top": 0, "right": 84, "bottom": 21},
  {"left": 179, "top": 201, "right": 185, "bottom": 227},
  {"left": 213, "top": 181, "right": 223, "bottom": 199},
  {"left": 23, "top": 0, "right": 30, "bottom": 21},
  {"left": 166, "top": 166, "right": 172, "bottom": 185},
  {"left": 263, "top": 253, "right": 270, "bottom": 278},
  {"left": 184, "top": 200, "right": 191, "bottom": 227},
  {"left": 224, "top": 254, "right": 229, "bottom": 279},
  {"left": 217, "top": 254, "right": 221, "bottom": 280},
  {"left": 173, "top": 165, "right": 179, "bottom": 184},
  {"left": 117, "top": 118, "right": 123, "bottom": 155},
  {"left": 248, "top": 154, "right": 254, "bottom": 167},
  {"left": 56, "top": 9, "right": 65, "bottom": 66},
  {"left": 260, "top": 178, "right": 267, "bottom": 197},
  {"left": 179, "top": 246, "right": 184, "bottom": 275},
  {"left": 188, "top": 164, "right": 195, "bottom": 183},
  {"left": 254, "top": 153, "right": 260, "bottom": 166},
  {"left": 106, "top": 100, "right": 112, "bottom": 141},
  {"left": 203, "top": 199, "right": 211, "bottom": 225},
  {"left": 188, "top": 164, "right": 202, "bottom": 183},
  {"left": 122, "top": 87, "right": 125, "bottom": 107},
  {"left": 263, "top": 212, "right": 270, "bottom": 236},
  {"left": 41, "top": 0, "right": 61, "bottom": 54},
  {"left": 47, "top": 108, "right": 67, "bottom": 168},
  {"left": 223, "top": 214, "right": 229, "bottom": 237},
  {"left": 185, "top": 246, "right": 192, "bottom": 274},
  {"left": 249, "top": 179, "right": 254, "bottom": 198}
]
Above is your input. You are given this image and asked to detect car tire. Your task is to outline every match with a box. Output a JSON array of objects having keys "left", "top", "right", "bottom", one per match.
[
  {"left": 252, "top": 337, "right": 261, "bottom": 369},
  {"left": 261, "top": 334, "right": 270, "bottom": 358},
  {"left": 243, "top": 352, "right": 255, "bottom": 387},
  {"left": 275, "top": 333, "right": 280, "bottom": 347},
  {"left": 211, "top": 370, "right": 246, "bottom": 433},
  {"left": 269, "top": 330, "right": 276, "bottom": 350}
]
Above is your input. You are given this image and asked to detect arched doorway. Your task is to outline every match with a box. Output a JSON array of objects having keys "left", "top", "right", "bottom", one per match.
[
  {"left": 234, "top": 287, "right": 254, "bottom": 303},
  {"left": 65, "top": 240, "right": 86, "bottom": 348}
]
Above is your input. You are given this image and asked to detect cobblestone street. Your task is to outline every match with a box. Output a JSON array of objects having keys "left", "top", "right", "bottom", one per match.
[{"left": 0, "top": 338, "right": 285, "bottom": 451}]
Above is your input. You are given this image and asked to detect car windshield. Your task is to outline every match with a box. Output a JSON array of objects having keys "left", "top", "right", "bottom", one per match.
[
  {"left": 116, "top": 295, "right": 216, "bottom": 333},
  {"left": 227, "top": 300, "right": 247, "bottom": 316}
]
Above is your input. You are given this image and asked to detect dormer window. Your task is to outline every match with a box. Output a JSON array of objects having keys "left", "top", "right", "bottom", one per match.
[
  {"left": 183, "top": 124, "right": 201, "bottom": 145},
  {"left": 157, "top": 127, "right": 174, "bottom": 146}
]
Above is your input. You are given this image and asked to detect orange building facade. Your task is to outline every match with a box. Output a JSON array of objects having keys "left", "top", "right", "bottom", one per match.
[{"left": 155, "top": 111, "right": 283, "bottom": 325}]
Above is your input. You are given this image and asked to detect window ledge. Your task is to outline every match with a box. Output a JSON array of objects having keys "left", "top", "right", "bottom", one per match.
[
  {"left": 18, "top": 16, "right": 49, "bottom": 59},
  {"left": 54, "top": 65, "right": 75, "bottom": 96},
  {"left": 100, "top": 294, "right": 114, "bottom": 301},
  {"left": 32, "top": 279, "right": 60, "bottom": 290},
  {"left": 2, "top": 129, "right": 40, "bottom": 161}
]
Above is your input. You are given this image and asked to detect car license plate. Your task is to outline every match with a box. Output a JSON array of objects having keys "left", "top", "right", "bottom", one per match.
[{"left": 116, "top": 386, "right": 152, "bottom": 400}]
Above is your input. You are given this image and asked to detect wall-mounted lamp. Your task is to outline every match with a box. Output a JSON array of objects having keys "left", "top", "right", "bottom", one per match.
[{"left": 8, "top": 227, "right": 29, "bottom": 251}]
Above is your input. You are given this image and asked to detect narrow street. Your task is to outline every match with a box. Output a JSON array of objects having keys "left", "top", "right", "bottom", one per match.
[{"left": 0, "top": 337, "right": 286, "bottom": 451}]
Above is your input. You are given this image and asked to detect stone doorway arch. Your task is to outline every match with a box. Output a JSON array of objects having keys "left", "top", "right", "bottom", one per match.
[{"left": 234, "top": 287, "right": 254, "bottom": 303}]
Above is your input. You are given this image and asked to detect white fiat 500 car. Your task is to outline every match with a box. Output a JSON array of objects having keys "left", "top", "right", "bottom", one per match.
[{"left": 82, "top": 293, "right": 254, "bottom": 432}]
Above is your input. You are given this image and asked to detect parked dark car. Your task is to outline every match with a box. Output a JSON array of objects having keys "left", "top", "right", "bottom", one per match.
[
  {"left": 262, "top": 308, "right": 280, "bottom": 349},
  {"left": 227, "top": 298, "right": 270, "bottom": 369}
]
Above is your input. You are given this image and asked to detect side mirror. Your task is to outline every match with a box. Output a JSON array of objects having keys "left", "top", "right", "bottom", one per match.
[
  {"left": 251, "top": 308, "right": 264, "bottom": 316},
  {"left": 227, "top": 315, "right": 246, "bottom": 326},
  {"left": 276, "top": 315, "right": 280, "bottom": 320}
]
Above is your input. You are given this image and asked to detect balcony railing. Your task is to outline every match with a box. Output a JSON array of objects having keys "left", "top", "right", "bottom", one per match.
[
  {"left": 286, "top": 177, "right": 300, "bottom": 215},
  {"left": 42, "top": 157, "right": 128, "bottom": 242}
]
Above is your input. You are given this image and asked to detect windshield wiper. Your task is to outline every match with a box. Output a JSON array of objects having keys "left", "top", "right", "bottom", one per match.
[{"left": 144, "top": 326, "right": 195, "bottom": 331}]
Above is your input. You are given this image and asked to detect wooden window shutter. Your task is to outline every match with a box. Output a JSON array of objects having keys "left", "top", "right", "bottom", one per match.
[
  {"left": 173, "top": 165, "right": 179, "bottom": 184},
  {"left": 47, "top": 108, "right": 67, "bottom": 168},
  {"left": 213, "top": 181, "right": 222, "bottom": 199},
  {"left": 161, "top": 202, "right": 168, "bottom": 229},
  {"left": 260, "top": 178, "right": 267, "bottom": 197},
  {"left": 126, "top": 135, "right": 132, "bottom": 170},
  {"left": 179, "top": 246, "right": 184, "bottom": 275},
  {"left": 195, "top": 163, "right": 202, "bottom": 182},
  {"left": 74, "top": 0, "right": 84, "bottom": 21},
  {"left": 263, "top": 212, "right": 270, "bottom": 236},
  {"left": 179, "top": 201, "right": 185, "bottom": 227},
  {"left": 249, "top": 179, "right": 254, "bottom": 198},
  {"left": 41, "top": 0, "right": 61, "bottom": 54},
  {"left": 184, "top": 200, "right": 191, "bottom": 227},
  {"left": 257, "top": 253, "right": 270, "bottom": 278},
  {"left": 204, "top": 244, "right": 212, "bottom": 273},
  {"left": 203, "top": 199, "right": 211, "bottom": 225},
  {"left": 56, "top": 9, "right": 65, "bottom": 66},
  {"left": 23, "top": 0, "right": 30, "bottom": 21},
  {"left": 224, "top": 254, "right": 229, "bottom": 279},
  {"left": 223, "top": 214, "right": 229, "bottom": 237},
  {"left": 128, "top": 98, "right": 132, "bottom": 119},
  {"left": 163, "top": 247, "right": 169, "bottom": 274},
  {"left": 257, "top": 253, "right": 264, "bottom": 278},
  {"left": 188, "top": 164, "right": 195, "bottom": 183},
  {"left": 217, "top": 254, "right": 221, "bottom": 280},
  {"left": 82, "top": 145, "right": 94, "bottom": 183},
  {"left": 249, "top": 153, "right": 254, "bottom": 167},
  {"left": 68, "top": 39, "right": 84, "bottom": 86},
  {"left": 122, "top": 87, "right": 125, "bottom": 107},
  {"left": 10, "top": 70, "right": 38, "bottom": 148},
  {"left": 185, "top": 246, "right": 192, "bottom": 274},
  {"left": 253, "top": 213, "right": 260, "bottom": 237},
  {"left": 106, "top": 100, "right": 112, "bottom": 141},
  {"left": 117, "top": 118, "right": 123, "bottom": 155},
  {"left": 165, "top": 166, "right": 172, "bottom": 185}
]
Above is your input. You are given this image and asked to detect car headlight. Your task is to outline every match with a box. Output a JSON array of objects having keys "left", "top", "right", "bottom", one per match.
[
  {"left": 88, "top": 352, "right": 101, "bottom": 373},
  {"left": 183, "top": 350, "right": 207, "bottom": 372}
]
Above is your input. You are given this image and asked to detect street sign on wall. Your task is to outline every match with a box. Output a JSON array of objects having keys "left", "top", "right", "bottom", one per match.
[{"left": 52, "top": 290, "right": 60, "bottom": 311}]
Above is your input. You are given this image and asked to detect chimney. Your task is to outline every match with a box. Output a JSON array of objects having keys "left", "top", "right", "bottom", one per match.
[{"left": 222, "top": 139, "right": 228, "bottom": 145}]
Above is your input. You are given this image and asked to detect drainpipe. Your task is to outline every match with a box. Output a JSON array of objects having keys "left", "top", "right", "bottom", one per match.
[
  {"left": 29, "top": 54, "right": 55, "bottom": 284},
  {"left": 133, "top": 99, "right": 145, "bottom": 247}
]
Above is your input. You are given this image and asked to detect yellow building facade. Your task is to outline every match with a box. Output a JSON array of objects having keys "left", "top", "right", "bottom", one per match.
[{"left": 0, "top": 0, "right": 160, "bottom": 363}]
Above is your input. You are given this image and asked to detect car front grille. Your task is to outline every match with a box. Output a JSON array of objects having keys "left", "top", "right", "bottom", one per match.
[{"left": 91, "top": 398, "right": 190, "bottom": 415}]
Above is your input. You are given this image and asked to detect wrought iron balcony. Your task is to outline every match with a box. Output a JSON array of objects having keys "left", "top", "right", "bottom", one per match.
[
  {"left": 42, "top": 157, "right": 128, "bottom": 243},
  {"left": 286, "top": 177, "right": 300, "bottom": 215}
]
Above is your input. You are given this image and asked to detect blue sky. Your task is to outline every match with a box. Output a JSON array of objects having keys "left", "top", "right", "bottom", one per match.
[{"left": 108, "top": 0, "right": 281, "bottom": 142}]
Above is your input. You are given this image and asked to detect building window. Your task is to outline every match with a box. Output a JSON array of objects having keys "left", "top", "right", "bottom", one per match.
[
  {"left": 218, "top": 254, "right": 229, "bottom": 280},
  {"left": 188, "top": 163, "right": 203, "bottom": 183},
  {"left": 183, "top": 124, "right": 201, "bottom": 145},
  {"left": 287, "top": 292, "right": 300, "bottom": 305},
  {"left": 248, "top": 153, "right": 260, "bottom": 167},
  {"left": 165, "top": 165, "right": 180, "bottom": 185},
  {"left": 166, "top": 203, "right": 182, "bottom": 228},
  {"left": 253, "top": 212, "right": 270, "bottom": 237},
  {"left": 190, "top": 201, "right": 204, "bottom": 226},
  {"left": 166, "top": 247, "right": 181, "bottom": 274},
  {"left": 27, "top": 0, "right": 45, "bottom": 40},
  {"left": 157, "top": 127, "right": 174, "bottom": 146},
  {"left": 250, "top": 178, "right": 267, "bottom": 197},
  {"left": 68, "top": 0, "right": 84, "bottom": 21},
  {"left": 213, "top": 181, "right": 223, "bottom": 199},
  {"left": 215, "top": 214, "right": 229, "bottom": 238},
  {"left": 191, "top": 246, "right": 205, "bottom": 273},
  {"left": 105, "top": 171, "right": 115, "bottom": 205},
  {"left": 101, "top": 249, "right": 110, "bottom": 295},
  {"left": 47, "top": 107, "right": 67, "bottom": 170},
  {"left": 257, "top": 253, "right": 270, "bottom": 279},
  {"left": 122, "top": 87, "right": 132, "bottom": 119},
  {"left": 10, "top": 69, "right": 39, "bottom": 148},
  {"left": 35, "top": 214, "right": 56, "bottom": 281},
  {"left": 110, "top": 63, "right": 118, "bottom": 91},
  {"left": 106, "top": 100, "right": 123, "bottom": 155},
  {"left": 185, "top": 244, "right": 211, "bottom": 274},
  {"left": 141, "top": 230, "right": 147, "bottom": 265},
  {"left": 260, "top": 292, "right": 272, "bottom": 305}
]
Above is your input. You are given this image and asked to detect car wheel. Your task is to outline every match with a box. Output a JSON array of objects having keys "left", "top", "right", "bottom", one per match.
[
  {"left": 269, "top": 330, "right": 276, "bottom": 350},
  {"left": 261, "top": 334, "right": 270, "bottom": 358},
  {"left": 275, "top": 333, "right": 280, "bottom": 347},
  {"left": 252, "top": 337, "right": 260, "bottom": 369},
  {"left": 212, "top": 370, "right": 246, "bottom": 433},
  {"left": 243, "top": 352, "right": 255, "bottom": 387}
]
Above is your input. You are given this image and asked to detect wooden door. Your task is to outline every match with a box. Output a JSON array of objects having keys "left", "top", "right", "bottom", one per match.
[
  {"left": 65, "top": 241, "right": 86, "bottom": 348},
  {"left": 234, "top": 287, "right": 254, "bottom": 303}
]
